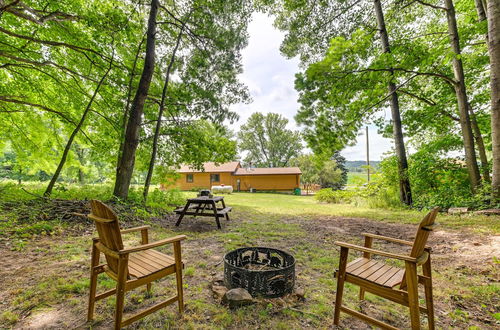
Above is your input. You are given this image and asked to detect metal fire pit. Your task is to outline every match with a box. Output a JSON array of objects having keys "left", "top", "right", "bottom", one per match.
[{"left": 224, "top": 247, "right": 295, "bottom": 298}]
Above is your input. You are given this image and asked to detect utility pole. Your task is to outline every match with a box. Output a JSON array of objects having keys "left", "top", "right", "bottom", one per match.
[{"left": 366, "top": 126, "right": 370, "bottom": 183}]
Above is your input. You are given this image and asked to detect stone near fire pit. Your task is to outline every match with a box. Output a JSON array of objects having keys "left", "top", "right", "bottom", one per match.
[
  {"left": 212, "top": 285, "right": 228, "bottom": 300},
  {"left": 293, "top": 287, "right": 306, "bottom": 301},
  {"left": 222, "top": 288, "right": 254, "bottom": 308}
]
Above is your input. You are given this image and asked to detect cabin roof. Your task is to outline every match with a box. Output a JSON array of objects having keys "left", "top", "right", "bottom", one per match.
[
  {"left": 234, "top": 167, "right": 302, "bottom": 176},
  {"left": 178, "top": 162, "right": 301, "bottom": 175},
  {"left": 178, "top": 161, "right": 241, "bottom": 173}
]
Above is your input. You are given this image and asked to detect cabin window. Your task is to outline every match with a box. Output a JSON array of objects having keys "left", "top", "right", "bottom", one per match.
[
  {"left": 210, "top": 174, "right": 220, "bottom": 182},
  {"left": 186, "top": 174, "right": 193, "bottom": 183}
]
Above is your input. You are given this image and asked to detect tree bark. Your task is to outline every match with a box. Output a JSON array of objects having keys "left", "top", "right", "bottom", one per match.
[
  {"left": 444, "top": 0, "right": 482, "bottom": 192},
  {"left": 44, "top": 59, "right": 112, "bottom": 196},
  {"left": 116, "top": 34, "right": 145, "bottom": 171},
  {"left": 475, "top": 0, "right": 487, "bottom": 21},
  {"left": 468, "top": 103, "right": 490, "bottom": 182},
  {"left": 76, "top": 145, "right": 85, "bottom": 184},
  {"left": 143, "top": 22, "right": 185, "bottom": 202},
  {"left": 113, "top": 0, "right": 159, "bottom": 200},
  {"left": 486, "top": 0, "right": 500, "bottom": 202},
  {"left": 373, "top": 0, "right": 412, "bottom": 205}
]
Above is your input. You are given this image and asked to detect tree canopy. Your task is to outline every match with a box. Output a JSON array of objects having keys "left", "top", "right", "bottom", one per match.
[{"left": 238, "top": 112, "right": 302, "bottom": 168}]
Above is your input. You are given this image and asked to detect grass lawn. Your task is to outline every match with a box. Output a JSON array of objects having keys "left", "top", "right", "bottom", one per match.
[{"left": 0, "top": 192, "right": 498, "bottom": 329}]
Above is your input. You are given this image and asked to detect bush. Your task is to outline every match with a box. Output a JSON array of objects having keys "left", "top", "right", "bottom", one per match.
[
  {"left": 315, "top": 188, "right": 356, "bottom": 204},
  {"left": 373, "top": 152, "right": 497, "bottom": 210},
  {"left": 146, "top": 188, "right": 184, "bottom": 208}
]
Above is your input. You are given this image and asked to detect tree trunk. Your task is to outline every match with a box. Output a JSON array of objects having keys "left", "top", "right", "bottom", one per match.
[
  {"left": 75, "top": 145, "right": 85, "bottom": 184},
  {"left": 475, "top": 0, "right": 487, "bottom": 21},
  {"left": 44, "top": 60, "right": 112, "bottom": 196},
  {"left": 468, "top": 103, "right": 490, "bottom": 182},
  {"left": 487, "top": 0, "right": 500, "bottom": 202},
  {"left": 116, "top": 35, "right": 145, "bottom": 170},
  {"left": 444, "top": 0, "right": 482, "bottom": 192},
  {"left": 113, "top": 0, "right": 159, "bottom": 200},
  {"left": 143, "top": 23, "right": 185, "bottom": 202},
  {"left": 373, "top": 0, "right": 412, "bottom": 205}
]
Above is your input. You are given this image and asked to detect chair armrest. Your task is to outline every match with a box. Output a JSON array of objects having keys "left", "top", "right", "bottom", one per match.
[
  {"left": 120, "top": 235, "right": 187, "bottom": 254},
  {"left": 335, "top": 241, "right": 418, "bottom": 263},
  {"left": 95, "top": 242, "right": 120, "bottom": 258},
  {"left": 120, "top": 225, "right": 151, "bottom": 234},
  {"left": 361, "top": 233, "right": 414, "bottom": 246},
  {"left": 362, "top": 233, "right": 432, "bottom": 252}
]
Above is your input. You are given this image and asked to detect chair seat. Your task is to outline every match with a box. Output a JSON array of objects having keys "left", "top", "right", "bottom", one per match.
[
  {"left": 128, "top": 249, "right": 177, "bottom": 279},
  {"left": 345, "top": 258, "right": 405, "bottom": 288}
]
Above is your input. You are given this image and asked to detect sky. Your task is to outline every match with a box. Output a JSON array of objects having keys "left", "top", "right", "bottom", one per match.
[{"left": 229, "top": 13, "right": 394, "bottom": 161}]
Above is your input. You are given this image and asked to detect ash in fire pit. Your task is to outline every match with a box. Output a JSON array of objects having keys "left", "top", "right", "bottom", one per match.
[{"left": 224, "top": 247, "right": 295, "bottom": 298}]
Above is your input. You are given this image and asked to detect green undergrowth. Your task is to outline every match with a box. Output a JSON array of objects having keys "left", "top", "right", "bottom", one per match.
[{"left": 0, "top": 182, "right": 184, "bottom": 239}]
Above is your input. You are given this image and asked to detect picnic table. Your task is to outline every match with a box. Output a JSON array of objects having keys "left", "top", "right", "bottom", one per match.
[{"left": 174, "top": 196, "right": 232, "bottom": 229}]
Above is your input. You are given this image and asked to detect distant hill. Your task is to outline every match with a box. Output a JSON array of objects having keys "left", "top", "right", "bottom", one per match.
[{"left": 345, "top": 160, "right": 380, "bottom": 172}]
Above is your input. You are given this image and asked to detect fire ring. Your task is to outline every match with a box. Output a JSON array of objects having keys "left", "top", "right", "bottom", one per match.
[{"left": 223, "top": 247, "right": 295, "bottom": 298}]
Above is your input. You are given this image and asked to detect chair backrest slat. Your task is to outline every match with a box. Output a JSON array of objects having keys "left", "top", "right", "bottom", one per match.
[
  {"left": 409, "top": 207, "right": 439, "bottom": 258},
  {"left": 399, "top": 207, "right": 439, "bottom": 289},
  {"left": 89, "top": 200, "right": 124, "bottom": 275}
]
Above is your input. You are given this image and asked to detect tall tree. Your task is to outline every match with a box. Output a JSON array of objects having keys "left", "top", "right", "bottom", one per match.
[
  {"left": 113, "top": 0, "right": 159, "bottom": 199},
  {"left": 290, "top": 154, "right": 344, "bottom": 193},
  {"left": 373, "top": 0, "right": 412, "bottom": 205},
  {"left": 487, "top": 0, "right": 500, "bottom": 202},
  {"left": 444, "top": 0, "right": 482, "bottom": 190},
  {"left": 331, "top": 151, "right": 348, "bottom": 190},
  {"left": 238, "top": 112, "right": 302, "bottom": 168},
  {"left": 407, "top": 0, "right": 482, "bottom": 191},
  {"left": 141, "top": 1, "right": 252, "bottom": 201},
  {"left": 290, "top": 154, "right": 319, "bottom": 194},
  {"left": 143, "top": 21, "right": 185, "bottom": 202}
]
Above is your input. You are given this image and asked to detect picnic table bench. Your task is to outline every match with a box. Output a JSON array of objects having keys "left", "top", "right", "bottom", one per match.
[{"left": 174, "top": 196, "right": 231, "bottom": 229}]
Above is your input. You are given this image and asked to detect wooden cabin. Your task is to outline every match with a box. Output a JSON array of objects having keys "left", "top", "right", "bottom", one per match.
[{"left": 172, "top": 162, "right": 301, "bottom": 192}]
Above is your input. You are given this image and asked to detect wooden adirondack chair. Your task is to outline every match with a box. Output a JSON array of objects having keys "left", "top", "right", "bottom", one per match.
[
  {"left": 87, "top": 200, "right": 186, "bottom": 330},
  {"left": 333, "top": 207, "right": 439, "bottom": 330}
]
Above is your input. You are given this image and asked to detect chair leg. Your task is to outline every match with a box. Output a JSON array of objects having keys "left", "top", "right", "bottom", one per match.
[
  {"left": 141, "top": 231, "right": 152, "bottom": 296},
  {"left": 359, "top": 236, "right": 372, "bottom": 302},
  {"left": 174, "top": 241, "right": 184, "bottom": 313},
  {"left": 423, "top": 257, "right": 435, "bottom": 330},
  {"left": 88, "top": 272, "right": 98, "bottom": 321},
  {"left": 405, "top": 261, "right": 421, "bottom": 330},
  {"left": 87, "top": 241, "right": 99, "bottom": 321},
  {"left": 114, "top": 257, "right": 128, "bottom": 330},
  {"left": 334, "top": 247, "right": 349, "bottom": 325},
  {"left": 359, "top": 288, "right": 365, "bottom": 300}
]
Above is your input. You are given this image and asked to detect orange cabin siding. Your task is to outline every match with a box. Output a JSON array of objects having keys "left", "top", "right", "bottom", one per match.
[
  {"left": 169, "top": 162, "right": 301, "bottom": 191},
  {"left": 235, "top": 174, "right": 300, "bottom": 191},
  {"left": 175, "top": 172, "right": 234, "bottom": 190},
  {"left": 173, "top": 173, "right": 300, "bottom": 191}
]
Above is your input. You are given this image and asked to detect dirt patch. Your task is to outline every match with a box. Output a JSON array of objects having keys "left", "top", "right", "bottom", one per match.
[{"left": 16, "top": 306, "right": 85, "bottom": 330}]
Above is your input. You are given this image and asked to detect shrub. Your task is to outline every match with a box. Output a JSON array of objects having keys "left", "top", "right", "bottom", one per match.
[
  {"left": 146, "top": 188, "right": 184, "bottom": 208},
  {"left": 373, "top": 152, "right": 496, "bottom": 209},
  {"left": 315, "top": 188, "right": 356, "bottom": 204}
]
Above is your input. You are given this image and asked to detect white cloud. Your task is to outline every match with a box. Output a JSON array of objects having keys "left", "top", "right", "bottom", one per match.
[{"left": 229, "top": 13, "right": 393, "bottom": 161}]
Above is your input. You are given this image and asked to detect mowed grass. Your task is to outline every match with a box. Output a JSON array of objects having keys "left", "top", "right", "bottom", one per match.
[
  {"left": 0, "top": 191, "right": 498, "bottom": 329},
  {"left": 185, "top": 192, "right": 500, "bottom": 234}
]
